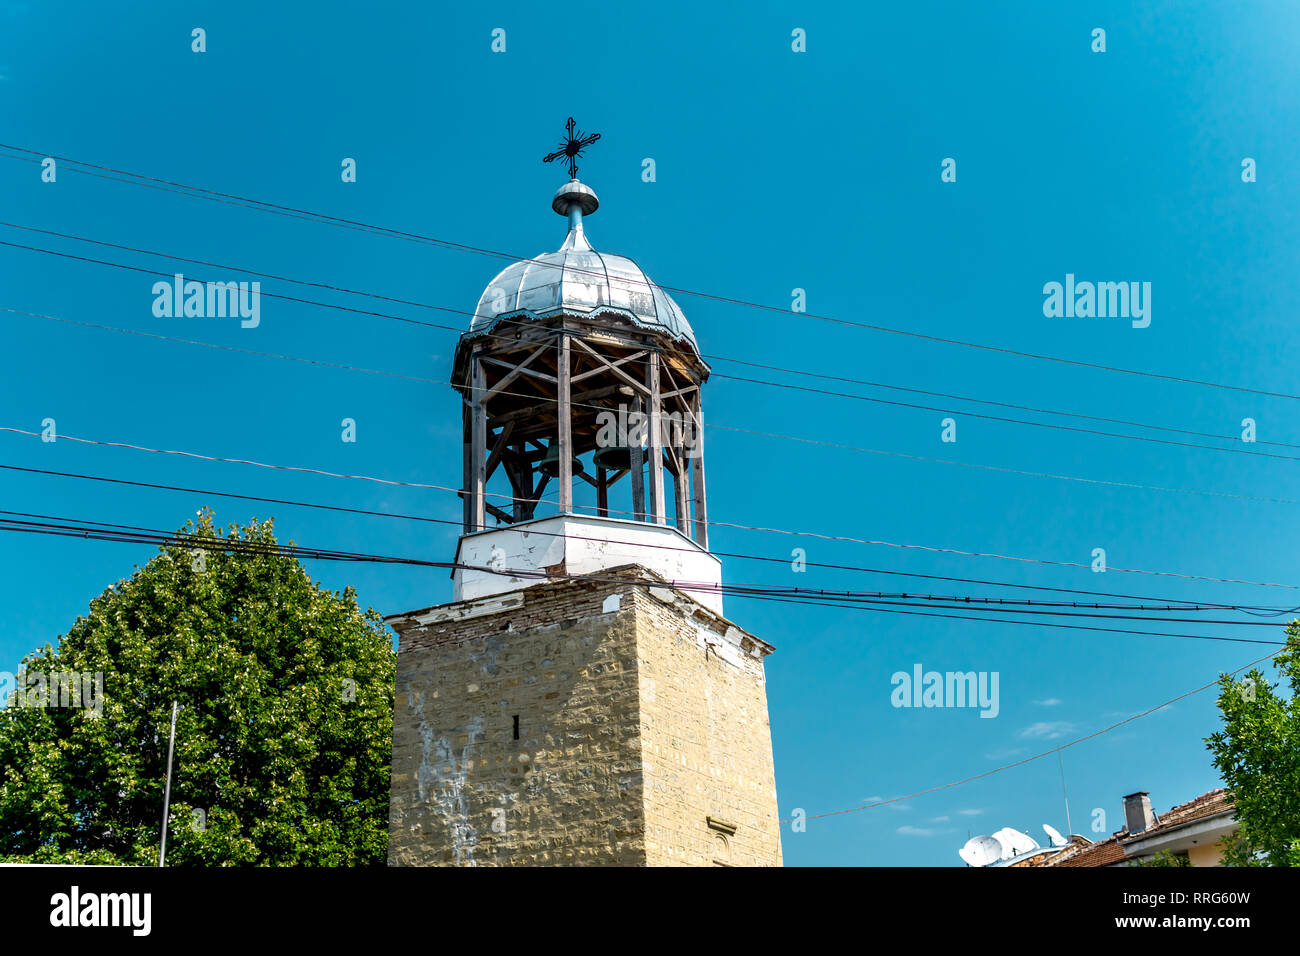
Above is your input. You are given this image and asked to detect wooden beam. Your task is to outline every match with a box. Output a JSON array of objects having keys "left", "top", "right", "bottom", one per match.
[
  {"left": 557, "top": 332, "right": 573, "bottom": 514},
  {"left": 570, "top": 348, "right": 650, "bottom": 385},
  {"left": 532, "top": 472, "right": 551, "bottom": 510},
  {"left": 663, "top": 441, "right": 680, "bottom": 478},
  {"left": 491, "top": 384, "right": 624, "bottom": 427},
  {"left": 480, "top": 355, "right": 558, "bottom": 387},
  {"left": 559, "top": 319, "right": 650, "bottom": 352},
  {"left": 596, "top": 467, "right": 609, "bottom": 517},
  {"left": 470, "top": 349, "right": 487, "bottom": 532},
  {"left": 482, "top": 346, "right": 551, "bottom": 402},
  {"left": 690, "top": 390, "right": 708, "bottom": 548},
  {"left": 660, "top": 383, "right": 699, "bottom": 402},
  {"left": 503, "top": 444, "right": 532, "bottom": 522},
  {"left": 630, "top": 393, "right": 645, "bottom": 521},
  {"left": 461, "top": 413, "right": 472, "bottom": 532},
  {"left": 672, "top": 448, "right": 689, "bottom": 534},
  {"left": 485, "top": 421, "right": 515, "bottom": 482},
  {"left": 478, "top": 324, "right": 557, "bottom": 352},
  {"left": 647, "top": 351, "right": 665, "bottom": 525},
  {"left": 571, "top": 336, "right": 649, "bottom": 395}
]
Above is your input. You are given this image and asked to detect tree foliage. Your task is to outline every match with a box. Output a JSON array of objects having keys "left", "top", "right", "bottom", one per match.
[
  {"left": 1205, "top": 624, "right": 1300, "bottom": 866},
  {"left": 1134, "top": 850, "right": 1190, "bottom": 867},
  {"left": 0, "top": 512, "right": 395, "bottom": 865}
]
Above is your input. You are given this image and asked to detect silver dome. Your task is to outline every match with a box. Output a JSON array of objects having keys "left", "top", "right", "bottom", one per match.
[{"left": 467, "top": 182, "right": 698, "bottom": 352}]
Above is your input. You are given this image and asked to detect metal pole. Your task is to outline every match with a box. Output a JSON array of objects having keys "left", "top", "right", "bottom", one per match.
[
  {"left": 1059, "top": 752, "right": 1073, "bottom": 836},
  {"left": 159, "top": 700, "right": 180, "bottom": 866}
]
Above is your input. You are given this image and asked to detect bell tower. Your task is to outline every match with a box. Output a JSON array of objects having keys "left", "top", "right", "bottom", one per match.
[{"left": 385, "top": 120, "right": 782, "bottom": 866}]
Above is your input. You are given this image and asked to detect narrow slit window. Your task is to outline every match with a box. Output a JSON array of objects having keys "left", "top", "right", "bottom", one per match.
[{"left": 513, "top": 715, "right": 520, "bottom": 740}]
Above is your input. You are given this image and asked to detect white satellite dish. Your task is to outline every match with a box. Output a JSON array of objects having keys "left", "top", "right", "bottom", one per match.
[
  {"left": 1043, "top": 823, "right": 1068, "bottom": 848},
  {"left": 958, "top": 835, "right": 1003, "bottom": 867},
  {"left": 992, "top": 831, "right": 1015, "bottom": 860},
  {"left": 992, "top": 827, "right": 1040, "bottom": 857}
]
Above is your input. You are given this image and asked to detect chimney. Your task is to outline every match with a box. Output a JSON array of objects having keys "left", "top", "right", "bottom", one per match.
[{"left": 1122, "top": 792, "right": 1158, "bottom": 834}]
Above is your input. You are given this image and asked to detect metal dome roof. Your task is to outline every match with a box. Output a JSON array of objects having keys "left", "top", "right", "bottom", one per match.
[{"left": 467, "top": 181, "right": 698, "bottom": 353}]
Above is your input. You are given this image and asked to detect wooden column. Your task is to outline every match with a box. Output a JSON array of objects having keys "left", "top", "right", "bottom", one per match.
[
  {"left": 596, "top": 467, "right": 609, "bottom": 517},
  {"left": 508, "top": 443, "right": 528, "bottom": 522},
  {"left": 674, "top": 444, "right": 690, "bottom": 534},
  {"left": 469, "top": 349, "right": 487, "bottom": 532},
  {"left": 646, "top": 351, "right": 665, "bottom": 524},
  {"left": 557, "top": 332, "right": 573, "bottom": 514},
  {"left": 630, "top": 395, "right": 645, "bottom": 520},
  {"left": 690, "top": 390, "right": 708, "bottom": 548},
  {"left": 461, "top": 412, "right": 472, "bottom": 532}
]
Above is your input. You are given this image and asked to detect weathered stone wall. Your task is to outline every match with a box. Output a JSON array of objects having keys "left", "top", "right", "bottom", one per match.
[
  {"left": 386, "top": 568, "right": 781, "bottom": 866},
  {"left": 634, "top": 591, "right": 782, "bottom": 866},
  {"left": 388, "top": 576, "right": 645, "bottom": 865}
]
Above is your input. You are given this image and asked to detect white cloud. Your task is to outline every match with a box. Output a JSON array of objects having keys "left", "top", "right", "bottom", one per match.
[
  {"left": 863, "top": 795, "right": 911, "bottom": 811},
  {"left": 1018, "top": 721, "right": 1077, "bottom": 740},
  {"left": 897, "top": 824, "right": 952, "bottom": 837},
  {"left": 984, "top": 747, "right": 1027, "bottom": 760},
  {"left": 1034, "top": 698, "right": 1062, "bottom": 707},
  {"left": 957, "top": 808, "right": 983, "bottom": 816}
]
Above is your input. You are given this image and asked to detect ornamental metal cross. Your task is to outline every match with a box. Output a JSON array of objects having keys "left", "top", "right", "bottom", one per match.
[{"left": 543, "top": 117, "right": 601, "bottom": 180}]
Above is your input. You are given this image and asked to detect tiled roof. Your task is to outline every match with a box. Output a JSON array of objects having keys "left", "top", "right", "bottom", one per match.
[
  {"left": 1040, "top": 789, "right": 1235, "bottom": 867},
  {"left": 1134, "top": 788, "right": 1232, "bottom": 835},
  {"left": 1049, "top": 835, "right": 1127, "bottom": 868}
]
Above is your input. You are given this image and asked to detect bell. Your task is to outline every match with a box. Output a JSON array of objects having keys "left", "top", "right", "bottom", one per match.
[
  {"left": 592, "top": 443, "right": 635, "bottom": 472},
  {"left": 538, "top": 442, "right": 584, "bottom": 478}
]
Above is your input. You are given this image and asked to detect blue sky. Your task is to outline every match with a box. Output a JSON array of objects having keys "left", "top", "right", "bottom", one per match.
[{"left": 3, "top": 0, "right": 1300, "bottom": 866}]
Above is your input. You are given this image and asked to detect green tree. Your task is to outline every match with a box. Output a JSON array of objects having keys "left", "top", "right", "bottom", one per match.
[
  {"left": 1134, "top": 850, "right": 1190, "bottom": 867},
  {"left": 0, "top": 512, "right": 395, "bottom": 865},
  {"left": 1205, "top": 624, "right": 1300, "bottom": 866}
]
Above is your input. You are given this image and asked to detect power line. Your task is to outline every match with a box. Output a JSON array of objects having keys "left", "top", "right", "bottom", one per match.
[
  {"left": 0, "top": 239, "right": 462, "bottom": 333},
  {"left": 5, "top": 502, "right": 1289, "bottom": 822},
  {"left": 4, "top": 422, "right": 1298, "bottom": 592},
  {"left": 9, "top": 218, "right": 1298, "bottom": 453},
  {"left": 731, "top": 592, "right": 1285, "bottom": 627},
  {"left": 4, "top": 143, "right": 1299, "bottom": 401},
  {"left": 3, "top": 223, "right": 1296, "bottom": 460},
  {"left": 4, "top": 146, "right": 1292, "bottom": 829},
  {"left": 3, "top": 501, "right": 1252, "bottom": 616},
  {"left": 0, "top": 510, "right": 1286, "bottom": 646},
  {"left": 787, "top": 647, "right": 1286, "bottom": 822},
  {"left": 706, "top": 369, "right": 1300, "bottom": 462},
  {"left": 0, "top": 424, "right": 525, "bottom": 503},
  {"left": 710, "top": 423, "right": 1300, "bottom": 508},
  {"left": 9, "top": 301, "right": 1300, "bottom": 512},
  {"left": 5, "top": 460, "right": 1293, "bottom": 612},
  {"left": 708, "top": 353, "right": 1300, "bottom": 451},
  {"left": 1, "top": 307, "right": 443, "bottom": 385},
  {"left": 731, "top": 591, "right": 1284, "bottom": 645},
  {"left": 701, "top": 500, "right": 1300, "bottom": 589}
]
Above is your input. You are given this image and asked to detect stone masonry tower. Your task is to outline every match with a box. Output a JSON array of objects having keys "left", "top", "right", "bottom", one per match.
[{"left": 385, "top": 123, "right": 782, "bottom": 866}]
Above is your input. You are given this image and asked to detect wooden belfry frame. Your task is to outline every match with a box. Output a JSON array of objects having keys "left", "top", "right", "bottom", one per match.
[{"left": 452, "top": 311, "right": 709, "bottom": 548}]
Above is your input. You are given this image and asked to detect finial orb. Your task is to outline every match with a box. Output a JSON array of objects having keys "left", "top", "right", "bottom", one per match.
[{"left": 552, "top": 180, "right": 599, "bottom": 217}]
